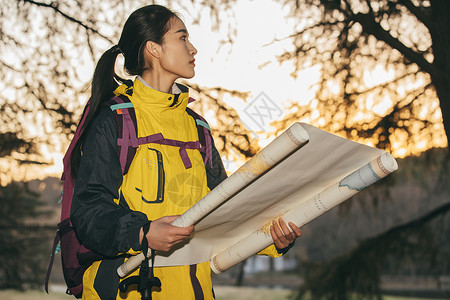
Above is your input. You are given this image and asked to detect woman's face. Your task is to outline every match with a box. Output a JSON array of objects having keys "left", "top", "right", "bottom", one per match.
[{"left": 158, "top": 17, "right": 197, "bottom": 80}]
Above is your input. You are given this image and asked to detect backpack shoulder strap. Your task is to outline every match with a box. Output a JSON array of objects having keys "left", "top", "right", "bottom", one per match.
[
  {"left": 186, "top": 106, "right": 213, "bottom": 168},
  {"left": 106, "top": 94, "right": 139, "bottom": 175}
]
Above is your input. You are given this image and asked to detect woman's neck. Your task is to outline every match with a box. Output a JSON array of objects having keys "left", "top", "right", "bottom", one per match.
[{"left": 140, "top": 69, "right": 175, "bottom": 93}]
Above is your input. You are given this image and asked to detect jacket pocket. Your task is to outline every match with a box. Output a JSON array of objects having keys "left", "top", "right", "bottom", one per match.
[{"left": 135, "top": 147, "right": 165, "bottom": 204}]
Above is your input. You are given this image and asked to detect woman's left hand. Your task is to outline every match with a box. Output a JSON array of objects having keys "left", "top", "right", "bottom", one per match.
[{"left": 270, "top": 218, "right": 302, "bottom": 250}]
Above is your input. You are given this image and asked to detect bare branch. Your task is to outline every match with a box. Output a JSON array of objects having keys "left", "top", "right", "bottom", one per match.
[
  {"left": 352, "top": 11, "right": 435, "bottom": 76},
  {"left": 360, "top": 82, "right": 433, "bottom": 138},
  {"left": 0, "top": 60, "right": 21, "bottom": 72},
  {"left": 20, "top": 0, "right": 114, "bottom": 43},
  {"left": 263, "top": 20, "right": 346, "bottom": 47}
]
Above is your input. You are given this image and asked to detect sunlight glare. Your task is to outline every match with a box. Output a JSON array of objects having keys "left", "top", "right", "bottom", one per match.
[
  {"left": 395, "top": 148, "right": 407, "bottom": 157},
  {"left": 311, "top": 109, "right": 320, "bottom": 120},
  {"left": 416, "top": 140, "right": 427, "bottom": 150},
  {"left": 363, "top": 65, "right": 395, "bottom": 87},
  {"left": 372, "top": 95, "right": 392, "bottom": 115}
]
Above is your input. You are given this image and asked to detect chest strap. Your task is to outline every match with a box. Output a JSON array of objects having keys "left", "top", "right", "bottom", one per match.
[
  {"left": 137, "top": 134, "right": 202, "bottom": 169},
  {"left": 111, "top": 96, "right": 203, "bottom": 171}
]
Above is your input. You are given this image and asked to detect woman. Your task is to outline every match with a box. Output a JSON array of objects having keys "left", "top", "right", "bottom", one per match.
[{"left": 70, "top": 4, "right": 301, "bottom": 300}]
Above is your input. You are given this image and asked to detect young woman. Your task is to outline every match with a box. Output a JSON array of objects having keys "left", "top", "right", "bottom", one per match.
[{"left": 70, "top": 4, "right": 301, "bottom": 300}]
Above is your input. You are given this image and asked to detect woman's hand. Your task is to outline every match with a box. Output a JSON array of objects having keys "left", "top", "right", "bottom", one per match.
[
  {"left": 141, "top": 216, "right": 194, "bottom": 252},
  {"left": 270, "top": 218, "right": 302, "bottom": 250}
]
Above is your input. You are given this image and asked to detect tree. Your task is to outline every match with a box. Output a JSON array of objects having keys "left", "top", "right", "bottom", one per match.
[
  {"left": 188, "top": 82, "right": 260, "bottom": 158},
  {"left": 261, "top": 1, "right": 450, "bottom": 298},
  {"left": 0, "top": 0, "right": 254, "bottom": 185},
  {"left": 273, "top": 0, "right": 449, "bottom": 156},
  {"left": 0, "top": 181, "right": 54, "bottom": 289},
  {"left": 0, "top": 0, "right": 120, "bottom": 183}
]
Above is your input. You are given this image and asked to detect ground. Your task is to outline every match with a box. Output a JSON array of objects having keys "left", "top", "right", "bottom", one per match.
[{"left": 0, "top": 286, "right": 445, "bottom": 300}]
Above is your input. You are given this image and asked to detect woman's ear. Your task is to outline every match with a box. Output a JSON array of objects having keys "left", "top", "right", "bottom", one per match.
[{"left": 145, "top": 41, "right": 161, "bottom": 59}]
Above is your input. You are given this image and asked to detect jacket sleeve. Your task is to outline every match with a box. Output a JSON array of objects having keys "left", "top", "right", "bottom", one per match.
[
  {"left": 257, "top": 242, "right": 295, "bottom": 258},
  {"left": 70, "top": 108, "right": 149, "bottom": 258}
]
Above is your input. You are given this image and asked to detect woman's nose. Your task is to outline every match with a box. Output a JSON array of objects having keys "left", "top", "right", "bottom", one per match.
[{"left": 189, "top": 41, "right": 197, "bottom": 56}]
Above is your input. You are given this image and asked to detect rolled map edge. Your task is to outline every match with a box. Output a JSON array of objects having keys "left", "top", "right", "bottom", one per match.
[{"left": 210, "top": 152, "right": 398, "bottom": 274}]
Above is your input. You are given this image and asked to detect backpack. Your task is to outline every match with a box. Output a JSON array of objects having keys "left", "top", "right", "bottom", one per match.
[{"left": 45, "top": 86, "right": 214, "bottom": 298}]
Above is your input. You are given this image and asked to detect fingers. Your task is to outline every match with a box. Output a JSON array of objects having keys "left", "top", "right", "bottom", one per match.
[
  {"left": 270, "top": 219, "right": 290, "bottom": 249},
  {"left": 146, "top": 216, "right": 195, "bottom": 252},
  {"left": 288, "top": 222, "right": 302, "bottom": 237},
  {"left": 270, "top": 218, "right": 302, "bottom": 250},
  {"left": 156, "top": 216, "right": 193, "bottom": 235},
  {"left": 170, "top": 224, "right": 194, "bottom": 238},
  {"left": 278, "top": 219, "right": 292, "bottom": 238},
  {"left": 160, "top": 215, "right": 194, "bottom": 236}
]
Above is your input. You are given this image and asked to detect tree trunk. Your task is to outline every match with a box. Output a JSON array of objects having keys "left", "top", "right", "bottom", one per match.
[
  {"left": 269, "top": 256, "right": 275, "bottom": 273},
  {"left": 430, "top": 0, "right": 450, "bottom": 149},
  {"left": 235, "top": 260, "right": 247, "bottom": 286}
]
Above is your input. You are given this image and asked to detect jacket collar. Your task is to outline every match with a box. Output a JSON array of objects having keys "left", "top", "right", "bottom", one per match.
[{"left": 115, "top": 77, "right": 189, "bottom": 111}]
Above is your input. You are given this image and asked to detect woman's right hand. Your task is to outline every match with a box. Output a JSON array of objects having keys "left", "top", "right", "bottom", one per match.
[{"left": 141, "top": 215, "right": 194, "bottom": 252}]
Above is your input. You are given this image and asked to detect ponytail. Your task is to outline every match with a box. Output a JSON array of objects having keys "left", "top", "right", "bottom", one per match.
[
  {"left": 70, "top": 45, "right": 123, "bottom": 179},
  {"left": 89, "top": 45, "right": 123, "bottom": 126}
]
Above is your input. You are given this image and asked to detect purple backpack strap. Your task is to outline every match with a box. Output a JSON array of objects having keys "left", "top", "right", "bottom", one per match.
[
  {"left": 108, "top": 96, "right": 139, "bottom": 175},
  {"left": 196, "top": 115, "right": 213, "bottom": 168},
  {"left": 60, "top": 100, "right": 91, "bottom": 221},
  {"left": 156, "top": 139, "right": 201, "bottom": 169},
  {"left": 137, "top": 134, "right": 200, "bottom": 169},
  {"left": 186, "top": 107, "right": 213, "bottom": 168}
]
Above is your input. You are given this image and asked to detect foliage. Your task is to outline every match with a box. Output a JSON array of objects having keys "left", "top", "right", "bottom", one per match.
[
  {"left": 272, "top": 0, "right": 449, "bottom": 156},
  {"left": 0, "top": 181, "right": 54, "bottom": 290}
]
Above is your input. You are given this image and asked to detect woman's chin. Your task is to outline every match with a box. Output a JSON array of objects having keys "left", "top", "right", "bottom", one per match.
[{"left": 183, "top": 71, "right": 195, "bottom": 79}]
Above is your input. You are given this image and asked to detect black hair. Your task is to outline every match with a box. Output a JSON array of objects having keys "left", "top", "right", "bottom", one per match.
[{"left": 70, "top": 4, "right": 178, "bottom": 178}]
